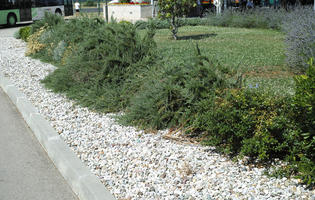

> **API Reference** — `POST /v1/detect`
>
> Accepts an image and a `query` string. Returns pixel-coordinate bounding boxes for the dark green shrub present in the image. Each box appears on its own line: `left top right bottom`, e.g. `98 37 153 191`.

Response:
84 0 96 6
135 18 209 30
19 26 31 42
191 88 296 160
294 58 315 131
290 59 315 185
134 20 148 29
122 46 240 129
135 19 171 30
29 17 106 63
149 19 170 29
186 68 315 186
179 18 209 26
40 18 157 112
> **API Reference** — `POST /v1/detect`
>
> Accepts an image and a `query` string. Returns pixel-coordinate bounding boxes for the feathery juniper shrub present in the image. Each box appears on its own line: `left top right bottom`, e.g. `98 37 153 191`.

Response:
28 17 103 63
41 18 157 112
283 6 315 72
122 45 240 129
31 12 64 34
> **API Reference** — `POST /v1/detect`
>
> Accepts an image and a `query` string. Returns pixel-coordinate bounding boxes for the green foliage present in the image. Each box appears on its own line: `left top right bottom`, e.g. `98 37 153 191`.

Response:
183 60 315 186
84 0 96 6
119 20 133 26
290 59 315 185
135 18 209 30
190 87 314 186
25 14 314 187
194 89 295 159
157 0 196 39
19 26 31 42
205 8 287 30
122 45 240 129
32 16 157 112
294 58 315 122
31 12 64 34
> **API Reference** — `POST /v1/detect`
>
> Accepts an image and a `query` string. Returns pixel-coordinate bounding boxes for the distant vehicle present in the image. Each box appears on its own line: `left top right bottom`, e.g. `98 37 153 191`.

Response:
0 0 73 26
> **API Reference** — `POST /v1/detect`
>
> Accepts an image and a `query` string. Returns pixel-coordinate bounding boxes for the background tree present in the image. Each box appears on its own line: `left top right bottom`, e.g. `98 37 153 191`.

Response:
158 0 196 40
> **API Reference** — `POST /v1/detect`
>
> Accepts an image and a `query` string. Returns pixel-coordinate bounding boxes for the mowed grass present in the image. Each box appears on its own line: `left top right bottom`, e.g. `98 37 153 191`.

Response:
151 26 294 96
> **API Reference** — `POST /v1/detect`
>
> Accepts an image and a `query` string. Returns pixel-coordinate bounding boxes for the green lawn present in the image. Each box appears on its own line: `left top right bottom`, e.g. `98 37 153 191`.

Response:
152 26 294 96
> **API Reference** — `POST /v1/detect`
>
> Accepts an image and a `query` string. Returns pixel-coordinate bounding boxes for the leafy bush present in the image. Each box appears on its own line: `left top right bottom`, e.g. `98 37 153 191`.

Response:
294 59 315 132
290 59 315 185
182 59 315 186
193 89 296 159
19 26 31 42
158 0 196 39
189 86 315 185
283 7 315 72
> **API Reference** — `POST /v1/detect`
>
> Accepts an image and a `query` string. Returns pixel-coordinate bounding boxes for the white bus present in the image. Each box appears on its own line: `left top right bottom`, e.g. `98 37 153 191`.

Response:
0 0 73 26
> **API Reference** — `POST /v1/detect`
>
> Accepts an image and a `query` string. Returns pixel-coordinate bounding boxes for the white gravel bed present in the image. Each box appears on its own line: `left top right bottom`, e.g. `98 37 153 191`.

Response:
1 37 314 200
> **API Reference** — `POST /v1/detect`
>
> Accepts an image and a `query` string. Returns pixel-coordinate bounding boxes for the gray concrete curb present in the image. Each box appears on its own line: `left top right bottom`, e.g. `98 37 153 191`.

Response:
0 71 116 200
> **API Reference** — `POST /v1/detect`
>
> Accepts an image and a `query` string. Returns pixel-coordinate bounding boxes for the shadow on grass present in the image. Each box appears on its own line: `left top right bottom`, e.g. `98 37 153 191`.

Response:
177 33 217 40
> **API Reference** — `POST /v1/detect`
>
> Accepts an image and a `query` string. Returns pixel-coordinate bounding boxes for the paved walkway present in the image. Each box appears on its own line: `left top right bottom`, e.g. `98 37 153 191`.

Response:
0 88 78 200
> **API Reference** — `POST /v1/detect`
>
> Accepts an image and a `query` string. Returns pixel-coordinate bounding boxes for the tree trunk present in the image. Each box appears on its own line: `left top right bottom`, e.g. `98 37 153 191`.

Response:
171 3 178 40
171 17 178 40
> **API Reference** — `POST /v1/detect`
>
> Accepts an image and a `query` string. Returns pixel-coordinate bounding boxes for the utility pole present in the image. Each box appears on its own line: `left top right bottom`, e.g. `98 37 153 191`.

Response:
98 0 101 15
151 0 154 18
104 0 108 22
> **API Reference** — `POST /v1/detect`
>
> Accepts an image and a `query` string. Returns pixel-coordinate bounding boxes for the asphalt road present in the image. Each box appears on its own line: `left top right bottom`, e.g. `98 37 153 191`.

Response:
0 26 24 37
0 27 78 200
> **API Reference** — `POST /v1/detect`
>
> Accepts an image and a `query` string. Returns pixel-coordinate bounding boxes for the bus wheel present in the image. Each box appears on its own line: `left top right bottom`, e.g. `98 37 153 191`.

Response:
55 9 62 16
7 14 17 27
